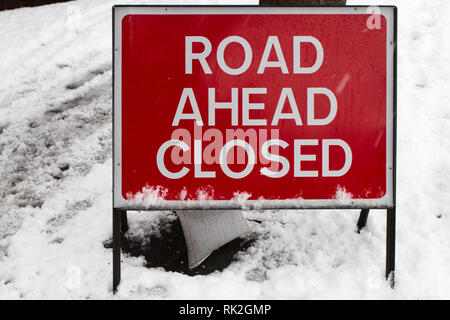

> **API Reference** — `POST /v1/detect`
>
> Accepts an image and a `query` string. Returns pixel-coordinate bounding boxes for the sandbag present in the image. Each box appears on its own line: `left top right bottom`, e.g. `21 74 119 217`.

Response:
176 210 251 268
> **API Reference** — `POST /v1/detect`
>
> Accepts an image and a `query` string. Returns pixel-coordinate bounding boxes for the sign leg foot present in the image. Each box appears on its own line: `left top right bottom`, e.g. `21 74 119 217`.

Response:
113 208 123 294
386 207 396 288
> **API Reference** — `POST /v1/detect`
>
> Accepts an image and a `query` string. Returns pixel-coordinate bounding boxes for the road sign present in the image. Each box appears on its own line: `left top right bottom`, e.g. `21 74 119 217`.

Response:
113 6 396 210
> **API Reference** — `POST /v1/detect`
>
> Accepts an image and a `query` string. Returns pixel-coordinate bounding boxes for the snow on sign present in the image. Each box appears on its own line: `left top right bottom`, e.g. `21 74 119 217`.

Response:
113 6 396 210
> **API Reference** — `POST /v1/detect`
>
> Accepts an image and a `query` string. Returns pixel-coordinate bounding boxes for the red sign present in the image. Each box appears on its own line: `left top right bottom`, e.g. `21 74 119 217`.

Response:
113 6 395 209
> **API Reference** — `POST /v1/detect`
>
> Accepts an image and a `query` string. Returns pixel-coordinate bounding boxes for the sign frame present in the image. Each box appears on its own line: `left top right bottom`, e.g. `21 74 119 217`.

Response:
113 5 396 211
112 5 397 293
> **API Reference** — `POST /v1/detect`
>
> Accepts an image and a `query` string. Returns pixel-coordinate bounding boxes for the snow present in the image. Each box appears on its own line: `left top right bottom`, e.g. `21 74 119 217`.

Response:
0 0 450 299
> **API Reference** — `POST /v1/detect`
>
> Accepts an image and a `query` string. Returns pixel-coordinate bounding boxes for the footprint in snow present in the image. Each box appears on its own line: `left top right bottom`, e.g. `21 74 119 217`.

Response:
65 64 111 90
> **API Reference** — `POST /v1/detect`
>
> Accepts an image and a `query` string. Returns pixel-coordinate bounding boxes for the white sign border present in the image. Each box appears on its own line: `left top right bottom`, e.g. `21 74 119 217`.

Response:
113 6 396 210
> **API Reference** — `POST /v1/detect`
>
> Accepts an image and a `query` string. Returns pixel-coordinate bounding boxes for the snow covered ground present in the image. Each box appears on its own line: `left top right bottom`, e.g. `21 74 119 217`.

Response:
0 0 449 299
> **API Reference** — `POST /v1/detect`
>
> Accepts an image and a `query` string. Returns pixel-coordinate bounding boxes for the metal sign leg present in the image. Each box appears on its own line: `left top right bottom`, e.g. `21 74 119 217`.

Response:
113 208 125 293
121 210 129 233
357 209 370 233
386 207 396 288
